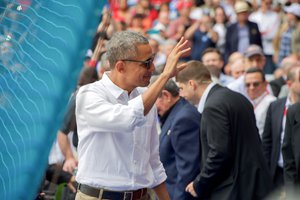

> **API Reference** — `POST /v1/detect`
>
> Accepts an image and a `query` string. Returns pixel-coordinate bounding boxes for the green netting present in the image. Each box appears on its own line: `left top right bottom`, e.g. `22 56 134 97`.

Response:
0 0 106 199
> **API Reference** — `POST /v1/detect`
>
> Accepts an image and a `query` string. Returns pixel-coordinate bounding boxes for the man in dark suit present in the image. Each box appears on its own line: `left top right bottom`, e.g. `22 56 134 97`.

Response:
177 60 272 200
282 102 300 198
225 1 262 62
262 65 300 190
154 78 201 200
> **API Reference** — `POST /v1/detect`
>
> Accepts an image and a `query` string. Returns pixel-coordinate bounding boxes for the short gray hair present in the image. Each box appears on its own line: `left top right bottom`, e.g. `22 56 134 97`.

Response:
106 31 149 68
151 76 179 97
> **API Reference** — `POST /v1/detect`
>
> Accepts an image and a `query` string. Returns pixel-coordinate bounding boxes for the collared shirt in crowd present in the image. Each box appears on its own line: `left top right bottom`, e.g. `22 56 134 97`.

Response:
252 91 276 137
75 72 167 191
278 28 293 63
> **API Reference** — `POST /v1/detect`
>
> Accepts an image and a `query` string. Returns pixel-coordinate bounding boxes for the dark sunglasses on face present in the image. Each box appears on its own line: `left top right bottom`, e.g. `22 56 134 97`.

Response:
122 56 155 69
245 81 262 88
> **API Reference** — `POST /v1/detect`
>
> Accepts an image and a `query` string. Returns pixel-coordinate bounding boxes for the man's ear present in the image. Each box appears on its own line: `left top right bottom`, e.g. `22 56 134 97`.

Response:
188 80 197 90
161 90 170 98
115 61 126 73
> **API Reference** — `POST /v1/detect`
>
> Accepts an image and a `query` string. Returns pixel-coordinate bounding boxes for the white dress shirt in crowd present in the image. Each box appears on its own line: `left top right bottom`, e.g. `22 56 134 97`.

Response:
278 97 292 168
198 82 217 114
75 72 166 191
252 91 276 137
227 75 274 100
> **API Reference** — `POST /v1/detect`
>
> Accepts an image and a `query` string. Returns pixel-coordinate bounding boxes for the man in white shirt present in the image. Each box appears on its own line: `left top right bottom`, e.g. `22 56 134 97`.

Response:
244 67 276 137
75 31 190 200
227 44 269 99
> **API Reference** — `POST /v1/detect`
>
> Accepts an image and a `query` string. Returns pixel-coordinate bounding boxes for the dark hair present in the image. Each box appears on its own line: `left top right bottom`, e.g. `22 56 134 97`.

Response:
201 48 223 61
78 66 98 86
150 76 179 97
245 67 265 82
164 79 180 97
214 6 229 24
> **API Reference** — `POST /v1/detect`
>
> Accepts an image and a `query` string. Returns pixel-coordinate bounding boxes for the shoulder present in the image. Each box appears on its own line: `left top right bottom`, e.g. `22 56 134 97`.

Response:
174 98 200 119
270 97 286 107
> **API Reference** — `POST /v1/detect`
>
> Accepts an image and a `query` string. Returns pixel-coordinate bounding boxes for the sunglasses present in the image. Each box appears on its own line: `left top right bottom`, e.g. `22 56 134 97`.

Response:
122 56 155 69
245 81 262 88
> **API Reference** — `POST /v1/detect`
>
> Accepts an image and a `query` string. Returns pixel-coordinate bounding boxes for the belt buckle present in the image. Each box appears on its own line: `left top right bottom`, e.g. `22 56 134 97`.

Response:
124 191 133 200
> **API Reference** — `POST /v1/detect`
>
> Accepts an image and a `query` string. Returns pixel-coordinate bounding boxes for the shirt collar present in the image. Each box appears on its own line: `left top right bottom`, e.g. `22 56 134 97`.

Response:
198 82 217 113
252 91 268 106
101 72 139 99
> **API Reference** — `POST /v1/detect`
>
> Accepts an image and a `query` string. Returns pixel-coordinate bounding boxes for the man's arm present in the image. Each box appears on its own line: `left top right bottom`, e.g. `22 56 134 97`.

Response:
153 182 170 200
282 108 297 186
192 106 233 198
172 111 201 199
57 131 77 173
142 37 190 115
261 103 273 168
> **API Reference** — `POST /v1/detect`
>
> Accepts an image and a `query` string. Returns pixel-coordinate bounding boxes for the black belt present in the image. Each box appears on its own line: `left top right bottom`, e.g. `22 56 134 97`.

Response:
78 183 147 200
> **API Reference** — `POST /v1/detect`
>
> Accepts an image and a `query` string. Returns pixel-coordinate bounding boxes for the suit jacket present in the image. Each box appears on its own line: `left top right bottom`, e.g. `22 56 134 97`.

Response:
225 21 262 62
282 102 300 189
262 97 286 182
159 97 201 200
193 85 272 200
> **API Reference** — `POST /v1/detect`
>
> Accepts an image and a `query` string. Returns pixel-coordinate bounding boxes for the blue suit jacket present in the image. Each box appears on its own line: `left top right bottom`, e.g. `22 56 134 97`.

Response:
159 97 201 200
225 21 262 62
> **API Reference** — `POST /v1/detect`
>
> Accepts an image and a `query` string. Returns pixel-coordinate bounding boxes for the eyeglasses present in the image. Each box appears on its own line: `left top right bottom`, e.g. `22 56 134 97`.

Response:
122 56 155 70
245 81 262 88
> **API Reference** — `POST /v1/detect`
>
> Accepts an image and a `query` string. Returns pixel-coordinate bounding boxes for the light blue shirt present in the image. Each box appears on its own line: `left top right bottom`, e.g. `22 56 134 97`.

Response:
238 25 250 53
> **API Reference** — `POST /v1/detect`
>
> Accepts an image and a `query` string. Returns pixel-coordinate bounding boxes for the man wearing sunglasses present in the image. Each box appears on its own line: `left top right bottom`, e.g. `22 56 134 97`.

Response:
75 31 190 200
244 67 276 137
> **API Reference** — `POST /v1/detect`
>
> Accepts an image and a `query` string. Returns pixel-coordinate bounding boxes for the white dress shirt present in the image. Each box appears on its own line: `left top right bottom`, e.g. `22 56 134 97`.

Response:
252 92 276 137
75 72 166 190
198 82 217 114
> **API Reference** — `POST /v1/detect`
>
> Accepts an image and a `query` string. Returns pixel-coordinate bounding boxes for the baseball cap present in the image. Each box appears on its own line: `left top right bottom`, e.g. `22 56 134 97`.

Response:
234 1 250 13
284 3 300 18
244 45 264 58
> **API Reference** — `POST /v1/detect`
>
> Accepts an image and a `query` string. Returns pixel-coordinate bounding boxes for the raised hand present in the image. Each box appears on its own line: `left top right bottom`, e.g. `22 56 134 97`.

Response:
162 37 190 78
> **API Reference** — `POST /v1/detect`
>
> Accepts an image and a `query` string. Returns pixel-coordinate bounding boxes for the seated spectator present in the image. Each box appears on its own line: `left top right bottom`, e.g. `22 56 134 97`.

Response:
230 58 246 79
201 48 234 86
167 0 192 41
185 15 218 60
213 6 228 56
227 45 270 99
269 54 299 97
274 3 300 64
225 1 262 62
224 51 244 75
244 67 276 137
249 0 280 74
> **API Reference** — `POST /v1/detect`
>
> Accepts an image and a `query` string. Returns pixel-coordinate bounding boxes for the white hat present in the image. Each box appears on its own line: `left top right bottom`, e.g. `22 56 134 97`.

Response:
284 3 300 18
234 1 250 13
